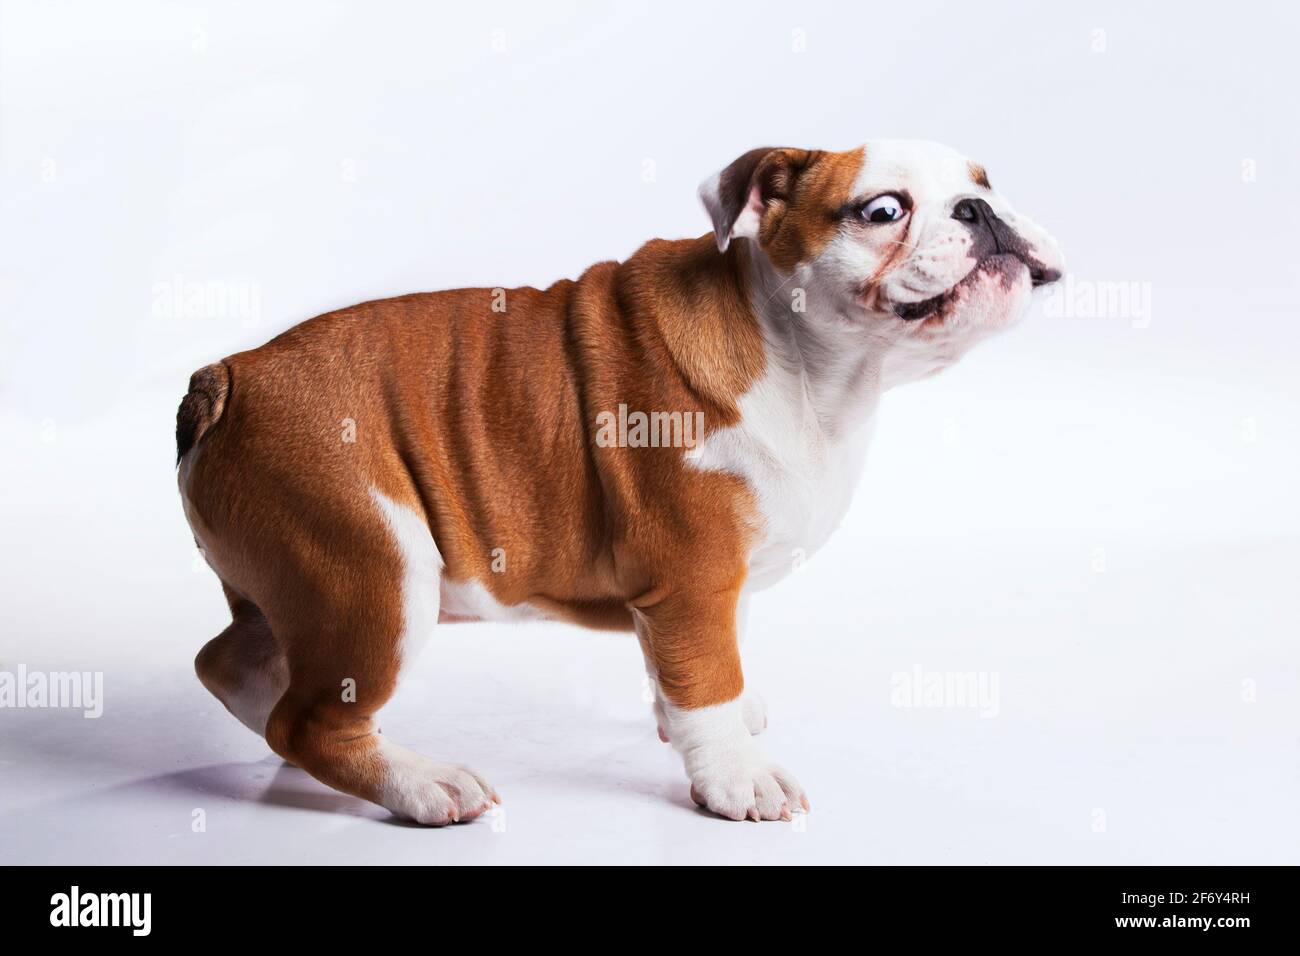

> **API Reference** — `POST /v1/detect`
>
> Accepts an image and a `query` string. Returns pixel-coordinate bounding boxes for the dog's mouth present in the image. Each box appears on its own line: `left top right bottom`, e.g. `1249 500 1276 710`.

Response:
891 253 1058 321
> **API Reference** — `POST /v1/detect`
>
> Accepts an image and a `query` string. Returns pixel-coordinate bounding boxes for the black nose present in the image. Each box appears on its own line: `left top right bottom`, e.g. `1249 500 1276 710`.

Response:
951 198 984 223
953 197 1060 286
951 197 1004 254
1029 267 1062 287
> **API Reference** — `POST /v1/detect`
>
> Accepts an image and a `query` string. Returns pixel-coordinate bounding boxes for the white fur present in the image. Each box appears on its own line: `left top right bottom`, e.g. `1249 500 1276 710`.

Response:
659 698 805 821
376 738 497 825
369 489 443 668
369 493 545 626
439 577 547 623
734 595 766 733
368 489 499 824
688 323 878 591
219 663 286 737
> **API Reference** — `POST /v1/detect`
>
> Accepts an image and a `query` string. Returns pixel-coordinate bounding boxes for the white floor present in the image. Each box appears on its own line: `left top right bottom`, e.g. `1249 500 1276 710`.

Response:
2 292 1297 865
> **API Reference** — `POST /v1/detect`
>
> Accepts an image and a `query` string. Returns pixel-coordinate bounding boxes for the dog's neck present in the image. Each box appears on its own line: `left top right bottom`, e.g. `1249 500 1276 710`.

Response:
738 239 994 441
627 234 966 445
740 243 890 441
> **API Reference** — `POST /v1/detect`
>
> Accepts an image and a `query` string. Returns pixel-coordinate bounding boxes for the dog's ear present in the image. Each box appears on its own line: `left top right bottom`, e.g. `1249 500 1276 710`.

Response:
698 147 815 252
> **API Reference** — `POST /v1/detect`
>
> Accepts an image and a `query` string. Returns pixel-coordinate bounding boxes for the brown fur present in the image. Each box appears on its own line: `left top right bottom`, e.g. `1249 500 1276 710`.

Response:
758 149 864 271
706 147 865 271
180 148 869 813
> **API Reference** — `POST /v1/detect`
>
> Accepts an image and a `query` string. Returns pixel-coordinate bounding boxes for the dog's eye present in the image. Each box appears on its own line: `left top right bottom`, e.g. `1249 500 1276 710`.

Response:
860 194 907 224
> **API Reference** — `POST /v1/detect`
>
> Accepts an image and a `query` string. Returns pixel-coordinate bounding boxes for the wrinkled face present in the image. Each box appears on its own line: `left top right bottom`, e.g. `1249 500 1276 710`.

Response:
821 140 1063 337
702 140 1064 349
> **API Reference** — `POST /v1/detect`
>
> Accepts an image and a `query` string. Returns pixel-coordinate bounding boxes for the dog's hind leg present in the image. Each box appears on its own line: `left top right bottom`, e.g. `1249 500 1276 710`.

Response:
195 587 288 737
261 489 498 825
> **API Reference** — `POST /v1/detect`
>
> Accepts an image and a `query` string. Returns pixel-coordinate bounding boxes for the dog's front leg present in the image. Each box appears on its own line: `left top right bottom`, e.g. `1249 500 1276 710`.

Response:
638 592 766 740
635 587 807 821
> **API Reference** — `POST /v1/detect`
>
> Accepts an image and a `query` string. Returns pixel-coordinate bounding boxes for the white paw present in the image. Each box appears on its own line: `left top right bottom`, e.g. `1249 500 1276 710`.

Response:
377 741 499 826
688 749 806 821
663 699 808 822
741 690 767 735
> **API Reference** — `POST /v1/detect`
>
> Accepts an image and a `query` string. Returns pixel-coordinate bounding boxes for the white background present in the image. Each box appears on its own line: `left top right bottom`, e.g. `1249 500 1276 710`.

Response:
1 0 1297 864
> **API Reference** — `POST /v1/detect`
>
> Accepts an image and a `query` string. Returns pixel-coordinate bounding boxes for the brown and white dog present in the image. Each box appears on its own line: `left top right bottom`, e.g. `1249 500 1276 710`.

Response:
177 140 1062 824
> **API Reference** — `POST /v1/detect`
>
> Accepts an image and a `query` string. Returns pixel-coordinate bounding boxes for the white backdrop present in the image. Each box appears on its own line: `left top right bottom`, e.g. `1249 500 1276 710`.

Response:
1 0 1297 864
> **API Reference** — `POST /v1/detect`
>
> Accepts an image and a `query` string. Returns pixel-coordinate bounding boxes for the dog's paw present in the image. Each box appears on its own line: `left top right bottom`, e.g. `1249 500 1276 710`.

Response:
378 743 500 826
663 699 809 821
688 755 807 822
741 690 767 735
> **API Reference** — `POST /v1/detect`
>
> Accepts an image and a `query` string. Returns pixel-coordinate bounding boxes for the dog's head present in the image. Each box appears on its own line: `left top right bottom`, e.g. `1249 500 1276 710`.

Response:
700 141 1063 346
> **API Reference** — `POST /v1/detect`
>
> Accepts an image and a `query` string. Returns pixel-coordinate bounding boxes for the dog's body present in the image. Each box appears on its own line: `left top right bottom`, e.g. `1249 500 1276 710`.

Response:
179 141 1062 823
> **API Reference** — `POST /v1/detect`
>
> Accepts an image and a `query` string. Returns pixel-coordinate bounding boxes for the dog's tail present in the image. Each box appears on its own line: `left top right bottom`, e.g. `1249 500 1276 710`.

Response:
175 362 230 464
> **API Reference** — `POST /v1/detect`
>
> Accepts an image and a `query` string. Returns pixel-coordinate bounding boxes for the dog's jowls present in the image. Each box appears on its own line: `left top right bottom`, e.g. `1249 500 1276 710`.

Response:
178 140 1063 823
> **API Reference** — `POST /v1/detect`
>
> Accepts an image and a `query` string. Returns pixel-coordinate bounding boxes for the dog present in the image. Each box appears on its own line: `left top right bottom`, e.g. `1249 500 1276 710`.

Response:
177 140 1063 824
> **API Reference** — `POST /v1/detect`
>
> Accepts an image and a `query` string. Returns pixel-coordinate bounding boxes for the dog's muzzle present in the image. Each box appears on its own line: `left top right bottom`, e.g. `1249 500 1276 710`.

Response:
893 199 1063 322
951 198 1061 288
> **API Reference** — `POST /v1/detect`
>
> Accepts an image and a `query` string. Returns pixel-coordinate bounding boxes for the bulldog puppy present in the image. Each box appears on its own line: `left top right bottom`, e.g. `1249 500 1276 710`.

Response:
178 140 1062 824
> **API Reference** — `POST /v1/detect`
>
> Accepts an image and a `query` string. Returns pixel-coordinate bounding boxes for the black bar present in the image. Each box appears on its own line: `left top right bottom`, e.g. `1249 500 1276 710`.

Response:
2 866 1292 941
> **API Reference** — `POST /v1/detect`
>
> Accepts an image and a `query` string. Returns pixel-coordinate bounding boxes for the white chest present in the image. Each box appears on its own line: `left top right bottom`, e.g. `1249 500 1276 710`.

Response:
690 376 875 591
